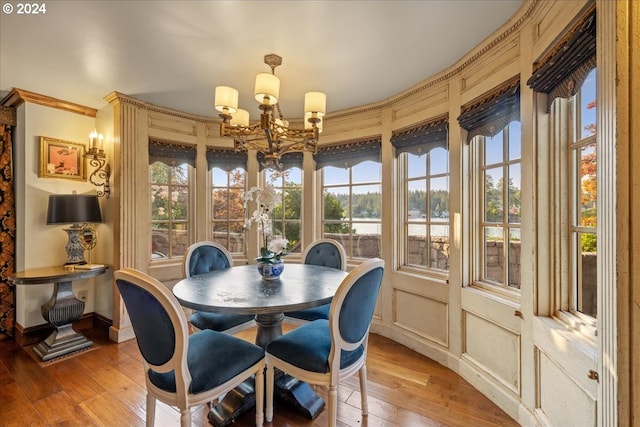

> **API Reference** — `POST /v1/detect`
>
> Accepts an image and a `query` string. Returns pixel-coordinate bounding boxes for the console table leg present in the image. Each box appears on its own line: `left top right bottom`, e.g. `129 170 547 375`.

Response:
34 280 92 361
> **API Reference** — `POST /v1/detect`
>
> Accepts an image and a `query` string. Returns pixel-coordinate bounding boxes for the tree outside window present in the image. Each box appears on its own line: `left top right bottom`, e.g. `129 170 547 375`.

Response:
211 167 246 253
150 162 190 259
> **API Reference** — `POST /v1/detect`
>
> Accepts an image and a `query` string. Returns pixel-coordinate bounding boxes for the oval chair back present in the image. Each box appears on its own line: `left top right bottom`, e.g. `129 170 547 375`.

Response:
302 238 347 271
184 241 233 278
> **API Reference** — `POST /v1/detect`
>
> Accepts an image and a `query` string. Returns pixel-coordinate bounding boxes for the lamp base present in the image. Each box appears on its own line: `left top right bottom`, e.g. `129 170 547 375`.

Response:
63 226 86 265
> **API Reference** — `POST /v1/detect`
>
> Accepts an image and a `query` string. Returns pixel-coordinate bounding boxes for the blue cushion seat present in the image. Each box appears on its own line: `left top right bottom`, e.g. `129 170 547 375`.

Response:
266 319 363 373
190 311 254 332
148 329 264 394
284 304 330 322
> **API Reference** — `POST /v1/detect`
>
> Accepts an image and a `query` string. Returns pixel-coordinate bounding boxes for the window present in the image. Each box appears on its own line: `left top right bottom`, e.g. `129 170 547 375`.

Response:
264 167 302 253
150 162 191 259
322 161 382 259
526 8 597 323
211 167 246 254
568 68 597 318
403 148 450 271
472 122 522 290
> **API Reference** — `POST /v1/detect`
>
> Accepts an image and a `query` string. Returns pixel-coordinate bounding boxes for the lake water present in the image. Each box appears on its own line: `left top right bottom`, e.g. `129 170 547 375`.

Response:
348 218 450 237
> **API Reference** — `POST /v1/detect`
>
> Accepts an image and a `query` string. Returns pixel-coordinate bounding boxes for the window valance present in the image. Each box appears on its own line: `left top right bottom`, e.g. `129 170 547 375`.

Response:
526 7 596 111
206 147 247 171
391 115 448 157
457 76 520 143
148 139 196 167
313 137 381 170
258 152 303 171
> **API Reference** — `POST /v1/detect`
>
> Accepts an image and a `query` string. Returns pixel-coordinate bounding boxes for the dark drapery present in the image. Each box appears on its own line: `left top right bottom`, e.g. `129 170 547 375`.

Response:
313 136 381 170
206 147 247 171
391 115 448 157
457 76 521 143
148 138 197 167
0 107 16 340
526 7 596 111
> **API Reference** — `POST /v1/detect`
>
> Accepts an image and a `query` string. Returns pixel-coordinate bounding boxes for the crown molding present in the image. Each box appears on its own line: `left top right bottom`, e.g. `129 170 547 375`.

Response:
0 88 97 118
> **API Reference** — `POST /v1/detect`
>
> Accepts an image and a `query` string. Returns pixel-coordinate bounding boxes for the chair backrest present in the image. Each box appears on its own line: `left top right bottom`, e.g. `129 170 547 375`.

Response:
183 241 234 278
114 268 191 389
328 258 384 373
302 239 347 271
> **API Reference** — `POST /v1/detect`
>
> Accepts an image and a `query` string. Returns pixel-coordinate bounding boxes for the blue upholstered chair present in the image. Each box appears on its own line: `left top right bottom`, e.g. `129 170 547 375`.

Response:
184 241 255 334
284 239 347 324
265 258 384 427
114 268 265 427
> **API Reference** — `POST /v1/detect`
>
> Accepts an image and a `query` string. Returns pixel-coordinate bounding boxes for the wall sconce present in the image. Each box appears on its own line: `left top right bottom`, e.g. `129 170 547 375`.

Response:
85 130 111 198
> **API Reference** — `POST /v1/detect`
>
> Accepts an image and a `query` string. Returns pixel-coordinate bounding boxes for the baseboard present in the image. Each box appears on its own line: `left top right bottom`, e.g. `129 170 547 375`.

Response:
13 313 111 346
93 312 113 336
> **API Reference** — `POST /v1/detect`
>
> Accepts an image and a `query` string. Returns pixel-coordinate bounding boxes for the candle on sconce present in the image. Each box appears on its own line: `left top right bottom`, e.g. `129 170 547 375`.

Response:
89 130 104 152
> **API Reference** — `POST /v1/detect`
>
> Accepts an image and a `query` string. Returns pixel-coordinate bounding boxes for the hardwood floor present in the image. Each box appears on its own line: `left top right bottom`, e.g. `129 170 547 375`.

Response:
0 326 519 427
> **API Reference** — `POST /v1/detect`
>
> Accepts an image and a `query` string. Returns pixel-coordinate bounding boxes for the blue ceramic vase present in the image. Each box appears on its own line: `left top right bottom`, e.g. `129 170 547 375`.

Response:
257 260 284 280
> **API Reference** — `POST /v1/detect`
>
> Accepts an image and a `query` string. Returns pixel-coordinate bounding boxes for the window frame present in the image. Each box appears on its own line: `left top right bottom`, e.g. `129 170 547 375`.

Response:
209 166 247 255
263 167 304 254
398 148 451 277
549 68 598 338
149 161 194 261
470 122 522 298
320 160 382 260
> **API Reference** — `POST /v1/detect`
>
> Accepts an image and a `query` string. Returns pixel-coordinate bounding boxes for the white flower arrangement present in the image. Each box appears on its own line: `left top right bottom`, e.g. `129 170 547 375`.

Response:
244 185 289 264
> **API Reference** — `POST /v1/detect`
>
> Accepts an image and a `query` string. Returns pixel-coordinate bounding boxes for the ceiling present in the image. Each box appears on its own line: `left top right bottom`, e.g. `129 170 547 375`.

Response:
0 1 524 120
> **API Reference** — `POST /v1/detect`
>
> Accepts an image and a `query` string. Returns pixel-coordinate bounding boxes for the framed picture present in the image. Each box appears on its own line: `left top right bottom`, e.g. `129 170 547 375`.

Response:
39 136 86 180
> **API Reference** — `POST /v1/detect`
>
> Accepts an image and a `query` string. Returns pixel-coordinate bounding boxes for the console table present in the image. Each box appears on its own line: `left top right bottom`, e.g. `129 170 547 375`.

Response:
9 265 107 361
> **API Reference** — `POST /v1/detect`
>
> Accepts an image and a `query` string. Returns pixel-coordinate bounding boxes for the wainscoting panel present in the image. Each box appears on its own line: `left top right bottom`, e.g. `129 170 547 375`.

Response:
462 310 521 394
536 348 596 427
393 289 448 346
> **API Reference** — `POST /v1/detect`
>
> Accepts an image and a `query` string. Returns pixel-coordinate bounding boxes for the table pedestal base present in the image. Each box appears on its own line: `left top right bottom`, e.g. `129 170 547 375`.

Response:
34 280 92 361
207 313 325 426
34 324 93 361
208 379 256 427
274 373 325 419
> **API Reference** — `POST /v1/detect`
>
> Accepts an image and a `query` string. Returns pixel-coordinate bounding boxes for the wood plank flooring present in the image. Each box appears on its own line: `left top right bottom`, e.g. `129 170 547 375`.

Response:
0 326 519 426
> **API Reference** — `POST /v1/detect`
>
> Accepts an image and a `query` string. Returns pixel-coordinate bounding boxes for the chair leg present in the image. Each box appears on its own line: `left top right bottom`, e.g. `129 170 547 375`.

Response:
359 365 369 416
328 384 338 427
146 393 156 427
265 363 274 423
255 365 265 426
180 408 191 427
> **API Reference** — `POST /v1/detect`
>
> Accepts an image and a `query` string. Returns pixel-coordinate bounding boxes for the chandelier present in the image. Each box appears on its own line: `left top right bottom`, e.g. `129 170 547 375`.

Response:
214 54 326 169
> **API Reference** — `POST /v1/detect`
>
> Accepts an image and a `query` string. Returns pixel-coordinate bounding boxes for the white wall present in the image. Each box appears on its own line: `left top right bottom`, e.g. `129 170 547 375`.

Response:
13 102 113 327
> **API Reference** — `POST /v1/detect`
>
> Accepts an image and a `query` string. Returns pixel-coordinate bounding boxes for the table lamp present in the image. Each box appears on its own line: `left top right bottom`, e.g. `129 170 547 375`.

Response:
46 193 102 265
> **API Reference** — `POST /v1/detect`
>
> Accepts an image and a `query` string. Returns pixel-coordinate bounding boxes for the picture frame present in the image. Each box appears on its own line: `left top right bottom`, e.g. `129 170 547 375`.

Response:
39 136 86 181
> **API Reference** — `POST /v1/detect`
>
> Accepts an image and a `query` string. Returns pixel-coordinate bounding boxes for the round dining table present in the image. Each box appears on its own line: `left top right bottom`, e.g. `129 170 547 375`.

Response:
172 263 349 426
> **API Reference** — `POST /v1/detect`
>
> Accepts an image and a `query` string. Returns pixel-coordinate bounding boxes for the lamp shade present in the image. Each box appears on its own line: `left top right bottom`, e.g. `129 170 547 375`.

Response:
214 86 239 113
304 92 326 116
254 72 279 104
230 108 250 126
47 194 102 225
